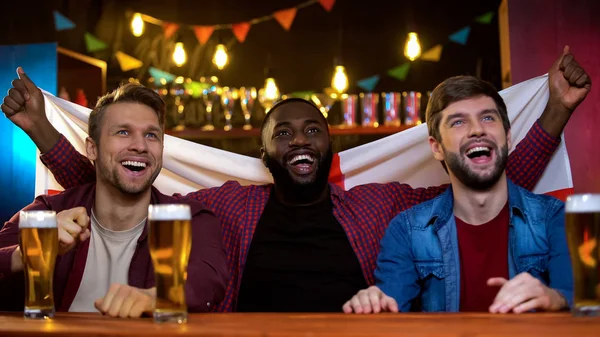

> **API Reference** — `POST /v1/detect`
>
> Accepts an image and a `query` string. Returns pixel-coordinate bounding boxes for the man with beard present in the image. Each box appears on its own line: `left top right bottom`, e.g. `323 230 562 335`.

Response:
0 76 228 317
342 75 574 314
1 47 591 312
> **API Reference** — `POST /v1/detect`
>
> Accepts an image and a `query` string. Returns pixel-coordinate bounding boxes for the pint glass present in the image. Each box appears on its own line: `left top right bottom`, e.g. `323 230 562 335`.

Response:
19 210 58 319
566 194 600 316
148 204 192 323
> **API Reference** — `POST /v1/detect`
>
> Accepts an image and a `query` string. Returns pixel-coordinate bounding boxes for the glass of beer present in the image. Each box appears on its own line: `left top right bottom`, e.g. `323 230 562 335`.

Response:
566 194 600 316
19 210 59 319
148 204 192 323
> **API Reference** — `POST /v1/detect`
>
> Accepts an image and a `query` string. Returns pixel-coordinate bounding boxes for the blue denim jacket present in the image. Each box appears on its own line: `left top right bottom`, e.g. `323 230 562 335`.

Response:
375 179 573 312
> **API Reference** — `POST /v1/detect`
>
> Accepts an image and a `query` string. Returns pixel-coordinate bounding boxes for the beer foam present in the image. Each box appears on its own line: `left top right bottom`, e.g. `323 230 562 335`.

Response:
566 194 600 213
148 204 191 220
18 211 57 228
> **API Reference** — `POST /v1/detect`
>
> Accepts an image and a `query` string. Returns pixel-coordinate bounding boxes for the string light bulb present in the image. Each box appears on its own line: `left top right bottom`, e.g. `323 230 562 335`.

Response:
172 42 187 67
212 44 229 70
404 32 421 61
131 13 144 37
259 77 280 113
331 65 349 94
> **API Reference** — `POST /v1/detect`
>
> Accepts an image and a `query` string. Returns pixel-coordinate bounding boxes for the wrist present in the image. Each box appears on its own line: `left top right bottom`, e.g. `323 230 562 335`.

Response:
28 119 61 154
548 288 568 311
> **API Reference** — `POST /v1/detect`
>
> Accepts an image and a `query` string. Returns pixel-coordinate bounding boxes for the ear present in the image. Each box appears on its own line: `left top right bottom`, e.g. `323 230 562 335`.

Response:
85 137 98 161
260 147 268 168
429 136 445 162
506 129 512 150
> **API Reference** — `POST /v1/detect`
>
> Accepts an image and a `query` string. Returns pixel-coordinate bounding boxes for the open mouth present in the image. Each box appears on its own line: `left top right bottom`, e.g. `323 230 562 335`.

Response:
287 154 316 175
465 146 493 164
121 160 148 174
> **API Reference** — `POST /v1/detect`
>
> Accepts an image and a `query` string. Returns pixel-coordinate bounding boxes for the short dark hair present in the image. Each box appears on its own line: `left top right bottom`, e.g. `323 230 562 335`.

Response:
260 98 327 146
88 83 166 144
425 76 510 142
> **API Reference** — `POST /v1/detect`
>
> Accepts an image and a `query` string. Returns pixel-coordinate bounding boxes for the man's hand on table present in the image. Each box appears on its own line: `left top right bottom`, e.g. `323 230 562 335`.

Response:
95 284 156 318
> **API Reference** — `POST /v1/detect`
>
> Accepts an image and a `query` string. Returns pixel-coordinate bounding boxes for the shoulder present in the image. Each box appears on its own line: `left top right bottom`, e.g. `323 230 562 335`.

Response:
511 183 564 215
42 182 96 210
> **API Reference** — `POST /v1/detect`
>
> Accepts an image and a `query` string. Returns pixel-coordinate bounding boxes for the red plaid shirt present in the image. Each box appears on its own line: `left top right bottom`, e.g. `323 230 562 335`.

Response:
40 121 559 312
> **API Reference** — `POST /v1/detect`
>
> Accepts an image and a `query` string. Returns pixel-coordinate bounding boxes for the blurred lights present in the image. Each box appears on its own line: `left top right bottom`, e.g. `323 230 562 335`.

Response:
331 65 349 94
131 13 144 37
213 44 229 70
173 42 187 67
404 32 421 61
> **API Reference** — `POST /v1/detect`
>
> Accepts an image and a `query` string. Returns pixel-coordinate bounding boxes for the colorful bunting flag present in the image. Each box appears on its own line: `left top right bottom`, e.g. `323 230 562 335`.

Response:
53 11 75 31
184 81 211 98
232 22 251 43
387 63 411 81
84 33 108 53
449 26 471 45
115 51 143 72
149 67 176 83
288 90 315 100
162 22 180 40
357 75 380 92
420 44 443 62
274 8 297 31
193 26 215 45
319 0 336 12
475 11 495 24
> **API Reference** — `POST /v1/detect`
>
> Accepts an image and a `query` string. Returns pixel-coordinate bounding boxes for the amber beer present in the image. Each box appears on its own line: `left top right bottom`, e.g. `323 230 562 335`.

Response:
566 194 600 316
148 204 192 323
19 210 58 319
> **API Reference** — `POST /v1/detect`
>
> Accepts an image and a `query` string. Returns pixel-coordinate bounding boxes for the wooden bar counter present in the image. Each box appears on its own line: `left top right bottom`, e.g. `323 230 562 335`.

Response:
0 312 598 337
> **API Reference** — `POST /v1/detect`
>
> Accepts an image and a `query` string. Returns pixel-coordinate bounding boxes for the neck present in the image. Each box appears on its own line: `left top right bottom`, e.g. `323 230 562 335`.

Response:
273 183 329 206
94 180 151 231
451 173 508 225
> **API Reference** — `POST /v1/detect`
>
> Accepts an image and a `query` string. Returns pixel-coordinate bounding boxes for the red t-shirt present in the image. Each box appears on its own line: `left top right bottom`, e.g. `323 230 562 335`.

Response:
456 203 510 312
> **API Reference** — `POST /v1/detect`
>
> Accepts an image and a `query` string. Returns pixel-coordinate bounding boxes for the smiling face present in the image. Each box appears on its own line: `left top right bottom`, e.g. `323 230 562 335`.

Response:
429 95 511 191
86 102 163 195
261 100 333 202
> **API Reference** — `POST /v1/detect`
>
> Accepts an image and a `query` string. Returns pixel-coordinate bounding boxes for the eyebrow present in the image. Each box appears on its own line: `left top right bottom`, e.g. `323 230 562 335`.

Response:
273 119 323 129
445 109 499 123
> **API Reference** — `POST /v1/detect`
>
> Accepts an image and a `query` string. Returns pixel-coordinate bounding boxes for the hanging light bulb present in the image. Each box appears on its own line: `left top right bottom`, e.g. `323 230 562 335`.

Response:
264 77 279 101
131 13 144 37
172 42 187 67
331 65 349 94
212 44 229 70
259 77 280 113
404 32 421 61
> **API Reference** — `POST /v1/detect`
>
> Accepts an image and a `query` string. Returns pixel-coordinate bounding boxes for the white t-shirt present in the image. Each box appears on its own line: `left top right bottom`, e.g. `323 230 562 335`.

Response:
69 210 146 312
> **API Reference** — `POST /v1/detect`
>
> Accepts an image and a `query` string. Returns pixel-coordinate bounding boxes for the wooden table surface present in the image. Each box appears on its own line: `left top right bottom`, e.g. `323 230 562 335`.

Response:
0 312 599 337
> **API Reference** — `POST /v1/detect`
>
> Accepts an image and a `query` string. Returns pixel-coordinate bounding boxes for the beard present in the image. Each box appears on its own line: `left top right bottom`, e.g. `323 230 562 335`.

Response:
97 155 161 196
444 142 508 191
265 147 334 204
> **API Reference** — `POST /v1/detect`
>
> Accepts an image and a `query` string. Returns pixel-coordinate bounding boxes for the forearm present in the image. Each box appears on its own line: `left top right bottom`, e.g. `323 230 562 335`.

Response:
0 245 21 275
27 119 61 154
538 105 571 139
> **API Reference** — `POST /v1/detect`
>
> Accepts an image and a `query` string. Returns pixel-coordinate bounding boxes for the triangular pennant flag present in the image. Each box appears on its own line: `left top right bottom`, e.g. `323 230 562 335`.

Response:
421 44 443 62
193 26 215 45
232 22 251 43
357 75 380 92
115 51 143 72
162 22 180 40
273 8 297 31
475 11 495 24
84 33 108 52
449 26 471 45
289 90 315 99
319 0 336 12
149 67 176 83
387 63 411 81
184 81 211 98
53 11 75 31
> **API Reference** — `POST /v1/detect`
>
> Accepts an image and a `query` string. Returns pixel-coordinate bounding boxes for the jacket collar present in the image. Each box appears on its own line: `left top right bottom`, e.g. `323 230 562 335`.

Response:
428 178 527 231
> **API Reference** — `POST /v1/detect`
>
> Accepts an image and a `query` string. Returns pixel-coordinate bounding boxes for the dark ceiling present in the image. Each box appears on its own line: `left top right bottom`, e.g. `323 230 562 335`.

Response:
1 0 503 94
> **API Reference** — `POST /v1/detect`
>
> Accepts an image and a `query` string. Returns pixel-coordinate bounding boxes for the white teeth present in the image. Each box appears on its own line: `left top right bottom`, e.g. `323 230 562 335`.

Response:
121 160 147 168
466 146 490 155
288 154 315 165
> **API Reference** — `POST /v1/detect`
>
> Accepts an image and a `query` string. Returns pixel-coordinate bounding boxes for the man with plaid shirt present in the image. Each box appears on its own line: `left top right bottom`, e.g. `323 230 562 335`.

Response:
1 50 590 312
